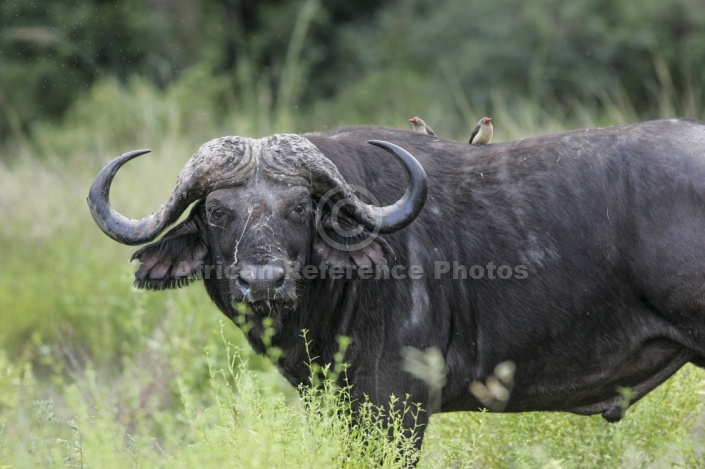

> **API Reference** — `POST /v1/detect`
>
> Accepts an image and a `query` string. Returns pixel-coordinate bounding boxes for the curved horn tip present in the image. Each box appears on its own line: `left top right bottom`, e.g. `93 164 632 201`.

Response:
118 149 152 161
87 148 161 246
364 139 428 234
367 140 400 152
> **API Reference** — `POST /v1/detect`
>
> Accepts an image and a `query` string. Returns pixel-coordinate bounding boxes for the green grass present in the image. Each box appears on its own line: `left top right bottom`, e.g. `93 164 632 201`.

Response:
1 77 704 468
0 325 422 468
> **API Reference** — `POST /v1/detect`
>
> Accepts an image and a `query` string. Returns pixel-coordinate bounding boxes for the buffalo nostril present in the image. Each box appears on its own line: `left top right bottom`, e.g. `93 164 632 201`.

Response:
235 275 250 290
269 266 285 287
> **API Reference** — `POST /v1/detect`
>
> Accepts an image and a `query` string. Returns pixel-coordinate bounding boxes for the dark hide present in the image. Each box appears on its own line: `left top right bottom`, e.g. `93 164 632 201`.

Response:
126 118 705 447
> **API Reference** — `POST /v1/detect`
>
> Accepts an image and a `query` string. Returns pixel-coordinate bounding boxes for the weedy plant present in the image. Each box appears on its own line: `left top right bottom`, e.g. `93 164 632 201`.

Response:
0 321 423 468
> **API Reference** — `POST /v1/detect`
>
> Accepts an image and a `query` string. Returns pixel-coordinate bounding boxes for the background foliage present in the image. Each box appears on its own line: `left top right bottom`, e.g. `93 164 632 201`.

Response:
2 0 705 151
1 0 705 467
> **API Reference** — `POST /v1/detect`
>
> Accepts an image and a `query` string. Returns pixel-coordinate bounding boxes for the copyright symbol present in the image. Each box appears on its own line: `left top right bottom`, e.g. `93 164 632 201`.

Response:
316 184 381 252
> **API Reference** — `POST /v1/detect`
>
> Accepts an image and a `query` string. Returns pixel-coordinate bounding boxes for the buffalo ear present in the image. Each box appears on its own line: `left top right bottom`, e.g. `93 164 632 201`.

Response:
312 210 395 273
131 217 209 290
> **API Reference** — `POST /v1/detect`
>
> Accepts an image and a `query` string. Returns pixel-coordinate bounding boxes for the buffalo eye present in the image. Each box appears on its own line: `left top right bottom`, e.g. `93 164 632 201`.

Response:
289 202 308 221
210 208 226 221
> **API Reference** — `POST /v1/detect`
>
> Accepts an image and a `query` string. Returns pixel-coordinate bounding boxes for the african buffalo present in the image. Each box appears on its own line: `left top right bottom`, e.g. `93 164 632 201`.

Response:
88 118 705 448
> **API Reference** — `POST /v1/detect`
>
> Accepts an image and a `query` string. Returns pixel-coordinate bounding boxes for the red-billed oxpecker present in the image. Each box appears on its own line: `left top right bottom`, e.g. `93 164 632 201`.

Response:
469 117 493 144
409 116 435 136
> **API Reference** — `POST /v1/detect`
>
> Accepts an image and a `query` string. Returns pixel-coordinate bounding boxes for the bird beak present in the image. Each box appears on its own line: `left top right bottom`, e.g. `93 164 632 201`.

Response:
409 119 415 123
487 118 492 123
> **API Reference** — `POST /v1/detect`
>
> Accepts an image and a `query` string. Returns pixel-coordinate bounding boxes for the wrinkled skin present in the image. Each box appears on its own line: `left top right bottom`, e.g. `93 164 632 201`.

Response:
204 182 311 316
90 119 705 452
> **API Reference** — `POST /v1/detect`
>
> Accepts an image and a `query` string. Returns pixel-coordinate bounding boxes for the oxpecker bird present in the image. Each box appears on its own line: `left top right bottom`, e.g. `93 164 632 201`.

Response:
469 117 493 144
409 117 435 136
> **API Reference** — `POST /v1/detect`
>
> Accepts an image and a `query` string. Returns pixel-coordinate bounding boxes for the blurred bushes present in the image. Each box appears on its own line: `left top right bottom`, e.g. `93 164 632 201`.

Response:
0 1 186 143
2 0 705 158
0 0 385 153
343 0 705 126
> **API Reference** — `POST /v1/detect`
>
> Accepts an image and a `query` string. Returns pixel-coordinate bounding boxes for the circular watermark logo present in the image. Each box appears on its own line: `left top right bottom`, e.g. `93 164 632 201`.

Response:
315 183 381 252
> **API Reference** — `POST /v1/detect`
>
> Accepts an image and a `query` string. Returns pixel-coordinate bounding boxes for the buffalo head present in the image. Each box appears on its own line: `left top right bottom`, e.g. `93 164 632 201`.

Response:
87 134 427 321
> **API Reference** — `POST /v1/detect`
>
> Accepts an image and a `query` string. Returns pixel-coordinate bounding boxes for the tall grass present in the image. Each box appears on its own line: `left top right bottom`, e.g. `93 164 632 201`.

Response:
0 323 421 468
1 72 704 467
